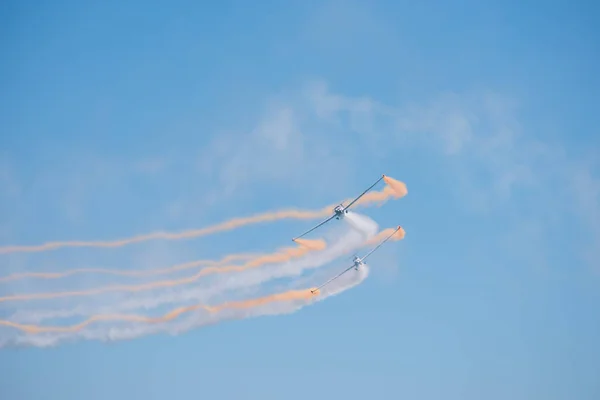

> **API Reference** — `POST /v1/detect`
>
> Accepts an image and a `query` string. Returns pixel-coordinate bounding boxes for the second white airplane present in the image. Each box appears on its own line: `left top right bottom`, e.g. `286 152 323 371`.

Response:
311 225 402 294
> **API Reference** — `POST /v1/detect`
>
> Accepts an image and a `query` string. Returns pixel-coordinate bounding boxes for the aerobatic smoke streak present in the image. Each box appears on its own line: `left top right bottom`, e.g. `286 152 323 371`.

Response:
0 169 407 349
9 215 380 324
0 208 331 255
1 263 370 347
0 289 320 334
0 239 328 284
0 175 406 255
0 253 260 283
355 175 407 206
366 226 406 245
0 239 326 303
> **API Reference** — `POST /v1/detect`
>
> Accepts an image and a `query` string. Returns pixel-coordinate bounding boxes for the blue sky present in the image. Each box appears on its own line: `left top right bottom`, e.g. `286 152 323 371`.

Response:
1 0 599 399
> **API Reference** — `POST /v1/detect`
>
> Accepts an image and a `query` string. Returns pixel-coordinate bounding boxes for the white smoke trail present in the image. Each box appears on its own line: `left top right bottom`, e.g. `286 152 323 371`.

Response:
4 265 371 348
0 212 378 348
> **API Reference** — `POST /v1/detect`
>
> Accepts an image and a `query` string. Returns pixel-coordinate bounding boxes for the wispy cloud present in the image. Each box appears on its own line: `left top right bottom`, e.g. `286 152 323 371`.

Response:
241 79 599 272
197 104 306 197
195 95 356 206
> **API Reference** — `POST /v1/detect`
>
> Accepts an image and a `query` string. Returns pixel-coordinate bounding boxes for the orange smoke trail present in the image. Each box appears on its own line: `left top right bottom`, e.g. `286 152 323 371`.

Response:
0 175 406 255
0 239 326 303
366 226 406 246
0 208 332 255
354 175 408 206
0 253 260 283
0 288 319 334
0 241 324 284
383 175 408 198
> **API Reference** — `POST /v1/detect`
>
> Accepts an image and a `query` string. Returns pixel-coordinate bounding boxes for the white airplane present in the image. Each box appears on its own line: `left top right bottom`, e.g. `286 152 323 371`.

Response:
292 174 386 242
311 225 402 294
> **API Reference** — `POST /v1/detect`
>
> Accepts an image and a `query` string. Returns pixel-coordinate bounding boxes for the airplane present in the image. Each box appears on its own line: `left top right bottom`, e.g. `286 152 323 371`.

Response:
292 174 386 242
311 225 402 294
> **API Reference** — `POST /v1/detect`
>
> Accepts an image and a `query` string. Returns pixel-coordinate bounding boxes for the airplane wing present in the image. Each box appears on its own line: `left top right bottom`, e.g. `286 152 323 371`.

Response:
311 264 356 293
292 214 336 241
361 226 401 262
343 174 385 211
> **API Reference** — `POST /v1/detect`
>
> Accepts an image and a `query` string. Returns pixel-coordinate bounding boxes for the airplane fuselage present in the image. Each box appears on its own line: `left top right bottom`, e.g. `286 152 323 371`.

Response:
333 204 348 220
352 256 364 270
